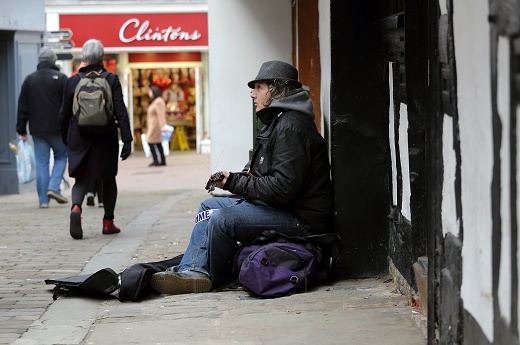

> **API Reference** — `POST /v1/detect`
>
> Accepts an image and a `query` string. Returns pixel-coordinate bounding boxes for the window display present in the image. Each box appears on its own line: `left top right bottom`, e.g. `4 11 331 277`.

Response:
132 67 197 150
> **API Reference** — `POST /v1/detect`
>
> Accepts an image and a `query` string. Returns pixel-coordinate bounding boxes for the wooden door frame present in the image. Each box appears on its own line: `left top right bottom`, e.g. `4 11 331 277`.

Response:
292 0 322 133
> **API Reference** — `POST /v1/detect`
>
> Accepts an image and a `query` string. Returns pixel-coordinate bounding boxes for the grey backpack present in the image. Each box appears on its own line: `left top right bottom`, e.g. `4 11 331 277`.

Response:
72 71 114 133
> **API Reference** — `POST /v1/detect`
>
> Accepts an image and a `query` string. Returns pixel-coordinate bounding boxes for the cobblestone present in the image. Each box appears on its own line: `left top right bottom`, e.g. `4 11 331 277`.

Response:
1 152 426 345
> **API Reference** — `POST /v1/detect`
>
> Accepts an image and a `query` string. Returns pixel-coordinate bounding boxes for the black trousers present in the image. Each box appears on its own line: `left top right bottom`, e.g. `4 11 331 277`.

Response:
72 176 117 220
150 143 166 165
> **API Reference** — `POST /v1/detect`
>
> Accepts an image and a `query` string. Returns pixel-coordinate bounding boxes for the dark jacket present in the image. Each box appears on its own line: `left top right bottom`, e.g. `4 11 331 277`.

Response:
60 64 133 178
17 61 67 137
224 88 334 234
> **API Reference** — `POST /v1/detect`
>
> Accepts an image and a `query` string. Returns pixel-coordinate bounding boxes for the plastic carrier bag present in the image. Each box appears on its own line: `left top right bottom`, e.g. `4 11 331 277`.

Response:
160 124 174 141
16 140 36 184
141 133 170 158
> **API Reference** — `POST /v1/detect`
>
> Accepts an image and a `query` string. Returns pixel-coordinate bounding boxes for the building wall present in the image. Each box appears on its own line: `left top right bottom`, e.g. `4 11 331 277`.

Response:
318 0 331 149
0 0 45 31
329 1 394 278
451 0 520 343
0 0 45 195
452 0 495 341
207 0 293 172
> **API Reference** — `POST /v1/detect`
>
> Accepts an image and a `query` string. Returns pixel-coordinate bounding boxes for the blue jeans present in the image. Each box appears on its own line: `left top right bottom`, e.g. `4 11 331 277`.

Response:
33 135 68 205
178 197 309 288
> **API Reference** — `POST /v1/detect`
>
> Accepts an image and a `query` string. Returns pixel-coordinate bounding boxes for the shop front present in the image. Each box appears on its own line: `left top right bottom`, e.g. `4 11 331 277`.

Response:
46 8 209 153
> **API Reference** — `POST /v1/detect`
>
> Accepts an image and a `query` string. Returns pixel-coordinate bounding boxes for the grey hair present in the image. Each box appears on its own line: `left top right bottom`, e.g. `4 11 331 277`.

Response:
82 39 104 64
265 79 299 107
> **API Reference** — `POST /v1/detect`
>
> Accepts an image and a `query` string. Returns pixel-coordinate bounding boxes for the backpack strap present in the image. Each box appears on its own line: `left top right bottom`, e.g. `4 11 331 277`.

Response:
253 230 343 267
82 70 110 79
251 230 323 262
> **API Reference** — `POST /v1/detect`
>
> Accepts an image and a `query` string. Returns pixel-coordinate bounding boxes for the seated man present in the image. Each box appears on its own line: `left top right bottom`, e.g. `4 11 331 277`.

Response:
150 60 334 294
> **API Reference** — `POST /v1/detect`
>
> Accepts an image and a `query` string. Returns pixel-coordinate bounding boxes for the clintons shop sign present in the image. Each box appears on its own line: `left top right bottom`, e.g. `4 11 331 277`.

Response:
59 13 208 49
119 18 201 43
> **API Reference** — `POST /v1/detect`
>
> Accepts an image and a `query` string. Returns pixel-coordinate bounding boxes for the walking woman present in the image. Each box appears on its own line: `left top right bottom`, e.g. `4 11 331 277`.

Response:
60 39 133 240
146 85 167 167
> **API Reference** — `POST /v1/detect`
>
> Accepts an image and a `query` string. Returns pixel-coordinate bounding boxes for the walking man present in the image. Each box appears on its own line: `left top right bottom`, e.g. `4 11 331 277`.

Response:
17 48 69 208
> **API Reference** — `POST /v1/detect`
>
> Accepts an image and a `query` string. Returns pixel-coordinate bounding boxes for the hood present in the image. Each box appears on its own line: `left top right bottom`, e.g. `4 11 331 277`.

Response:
269 88 315 120
37 61 59 71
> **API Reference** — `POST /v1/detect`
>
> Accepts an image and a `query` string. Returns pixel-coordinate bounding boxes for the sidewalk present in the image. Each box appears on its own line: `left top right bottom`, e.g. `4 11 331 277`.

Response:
0 151 426 345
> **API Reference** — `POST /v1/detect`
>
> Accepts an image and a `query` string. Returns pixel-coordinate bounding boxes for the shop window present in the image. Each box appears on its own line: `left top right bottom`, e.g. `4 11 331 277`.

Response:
132 67 197 150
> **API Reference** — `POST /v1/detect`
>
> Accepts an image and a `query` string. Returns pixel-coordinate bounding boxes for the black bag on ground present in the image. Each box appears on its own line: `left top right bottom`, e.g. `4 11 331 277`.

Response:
119 254 183 301
45 268 119 300
45 254 183 302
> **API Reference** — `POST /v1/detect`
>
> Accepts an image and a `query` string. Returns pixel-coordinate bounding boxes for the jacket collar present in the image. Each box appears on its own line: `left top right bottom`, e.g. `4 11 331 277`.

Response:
37 61 59 71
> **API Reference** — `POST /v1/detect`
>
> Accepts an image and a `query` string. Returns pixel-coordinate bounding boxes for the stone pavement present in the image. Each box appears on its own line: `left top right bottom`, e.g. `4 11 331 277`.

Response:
0 151 427 345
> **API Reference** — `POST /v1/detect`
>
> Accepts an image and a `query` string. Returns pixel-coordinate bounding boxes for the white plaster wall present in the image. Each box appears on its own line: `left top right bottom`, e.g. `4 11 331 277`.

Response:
399 103 411 220
387 64 411 218
497 36 512 326
207 0 292 172
438 0 448 15
442 114 459 237
454 0 494 341
318 0 331 145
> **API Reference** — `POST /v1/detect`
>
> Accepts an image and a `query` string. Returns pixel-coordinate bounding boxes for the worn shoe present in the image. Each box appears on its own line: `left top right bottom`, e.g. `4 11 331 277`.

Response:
150 270 212 295
165 265 179 273
102 219 121 235
86 193 95 206
149 162 160 167
39 203 49 209
47 190 69 204
70 205 82 240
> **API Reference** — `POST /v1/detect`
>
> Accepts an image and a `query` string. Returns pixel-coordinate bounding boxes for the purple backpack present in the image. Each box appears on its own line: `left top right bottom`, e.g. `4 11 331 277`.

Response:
235 231 342 298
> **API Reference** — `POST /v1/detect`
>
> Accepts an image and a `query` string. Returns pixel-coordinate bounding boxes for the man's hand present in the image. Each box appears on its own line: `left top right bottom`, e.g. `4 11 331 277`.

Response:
205 170 230 192
20 134 28 142
120 142 132 160
215 170 230 189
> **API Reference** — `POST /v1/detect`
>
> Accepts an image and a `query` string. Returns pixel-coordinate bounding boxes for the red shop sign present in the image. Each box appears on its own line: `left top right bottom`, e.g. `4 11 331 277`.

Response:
59 13 208 49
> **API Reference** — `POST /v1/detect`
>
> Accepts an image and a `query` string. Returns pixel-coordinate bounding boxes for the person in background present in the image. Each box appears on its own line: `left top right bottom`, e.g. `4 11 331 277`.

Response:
60 39 133 240
16 47 69 208
149 60 334 295
146 85 167 167
86 178 103 208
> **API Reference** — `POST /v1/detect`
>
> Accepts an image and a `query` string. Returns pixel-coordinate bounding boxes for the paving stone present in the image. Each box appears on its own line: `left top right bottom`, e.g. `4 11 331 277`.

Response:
1 152 426 344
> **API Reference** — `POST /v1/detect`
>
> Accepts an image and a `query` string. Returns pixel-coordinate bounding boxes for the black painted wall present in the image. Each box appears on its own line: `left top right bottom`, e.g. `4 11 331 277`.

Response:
330 0 428 286
330 0 391 278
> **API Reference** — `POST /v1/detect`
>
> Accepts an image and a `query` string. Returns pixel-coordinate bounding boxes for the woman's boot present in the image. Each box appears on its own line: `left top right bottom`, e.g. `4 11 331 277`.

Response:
70 205 83 240
102 219 121 235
